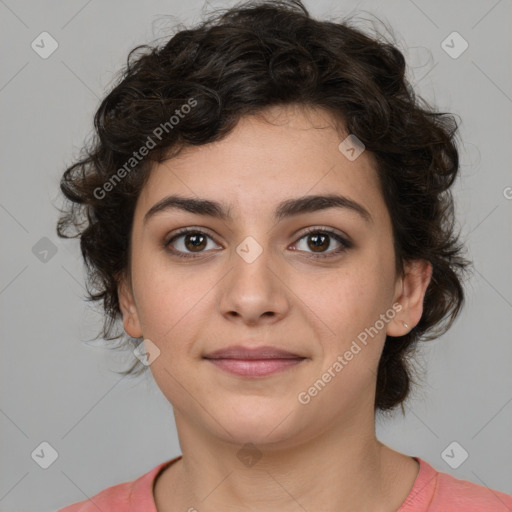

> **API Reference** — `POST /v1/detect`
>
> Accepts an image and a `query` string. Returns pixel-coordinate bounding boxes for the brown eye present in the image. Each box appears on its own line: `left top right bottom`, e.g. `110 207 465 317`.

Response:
165 229 221 257
294 229 350 258
183 233 207 252
306 233 330 252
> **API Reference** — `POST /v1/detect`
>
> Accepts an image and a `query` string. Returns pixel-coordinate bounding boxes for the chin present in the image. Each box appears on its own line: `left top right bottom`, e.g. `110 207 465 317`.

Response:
211 399 309 447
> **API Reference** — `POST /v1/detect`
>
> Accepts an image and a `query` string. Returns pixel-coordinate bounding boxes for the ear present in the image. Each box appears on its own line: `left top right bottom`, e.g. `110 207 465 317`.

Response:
387 259 432 337
117 275 143 338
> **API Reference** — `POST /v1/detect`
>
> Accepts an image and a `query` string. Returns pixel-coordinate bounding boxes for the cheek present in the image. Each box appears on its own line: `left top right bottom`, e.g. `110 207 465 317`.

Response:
310 264 392 316
297 258 396 351
130 253 216 347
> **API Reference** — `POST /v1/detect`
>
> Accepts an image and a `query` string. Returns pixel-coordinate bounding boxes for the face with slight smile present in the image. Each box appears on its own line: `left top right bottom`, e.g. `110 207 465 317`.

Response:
118 104 429 449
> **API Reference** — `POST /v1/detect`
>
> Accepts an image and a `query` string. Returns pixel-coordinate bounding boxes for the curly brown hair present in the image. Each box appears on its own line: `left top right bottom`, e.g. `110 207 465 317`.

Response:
56 0 469 412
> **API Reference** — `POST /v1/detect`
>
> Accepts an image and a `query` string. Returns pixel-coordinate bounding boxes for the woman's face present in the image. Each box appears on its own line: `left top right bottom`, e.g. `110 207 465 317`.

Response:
119 104 428 448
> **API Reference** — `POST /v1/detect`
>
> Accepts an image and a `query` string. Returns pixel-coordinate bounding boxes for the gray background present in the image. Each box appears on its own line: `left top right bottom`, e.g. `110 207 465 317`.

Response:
1 0 511 510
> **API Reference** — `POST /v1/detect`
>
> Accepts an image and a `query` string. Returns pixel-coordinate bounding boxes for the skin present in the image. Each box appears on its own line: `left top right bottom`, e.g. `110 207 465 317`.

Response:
118 104 432 512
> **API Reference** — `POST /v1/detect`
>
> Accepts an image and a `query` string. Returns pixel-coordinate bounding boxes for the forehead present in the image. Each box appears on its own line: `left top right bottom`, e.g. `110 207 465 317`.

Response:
134 105 387 225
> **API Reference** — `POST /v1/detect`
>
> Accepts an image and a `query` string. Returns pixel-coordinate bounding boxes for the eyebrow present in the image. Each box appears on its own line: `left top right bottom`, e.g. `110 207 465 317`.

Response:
143 193 372 225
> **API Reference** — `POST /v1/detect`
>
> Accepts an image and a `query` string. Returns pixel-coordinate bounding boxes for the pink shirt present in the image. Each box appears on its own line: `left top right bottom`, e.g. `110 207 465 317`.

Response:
58 455 512 511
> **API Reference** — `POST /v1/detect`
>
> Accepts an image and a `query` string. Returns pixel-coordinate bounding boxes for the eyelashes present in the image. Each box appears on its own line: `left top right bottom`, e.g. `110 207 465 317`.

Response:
293 226 351 258
164 228 220 258
163 226 352 260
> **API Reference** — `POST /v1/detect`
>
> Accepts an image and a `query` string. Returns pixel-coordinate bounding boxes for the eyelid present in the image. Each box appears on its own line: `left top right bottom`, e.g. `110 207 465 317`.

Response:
164 225 218 239
164 226 223 253
164 225 352 258
291 226 352 257
294 225 351 244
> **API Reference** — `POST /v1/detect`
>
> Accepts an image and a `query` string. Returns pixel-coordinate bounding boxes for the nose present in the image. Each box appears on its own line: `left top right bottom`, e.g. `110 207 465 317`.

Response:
218 240 290 326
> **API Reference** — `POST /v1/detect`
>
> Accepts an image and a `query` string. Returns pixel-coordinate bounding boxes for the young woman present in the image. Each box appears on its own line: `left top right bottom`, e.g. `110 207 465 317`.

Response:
56 1 512 510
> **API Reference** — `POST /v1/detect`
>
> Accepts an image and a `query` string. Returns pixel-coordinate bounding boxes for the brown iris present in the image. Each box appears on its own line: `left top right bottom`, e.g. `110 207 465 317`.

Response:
184 233 207 252
307 233 329 252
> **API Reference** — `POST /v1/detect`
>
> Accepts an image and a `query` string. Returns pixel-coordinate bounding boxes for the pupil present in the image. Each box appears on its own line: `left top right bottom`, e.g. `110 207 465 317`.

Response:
309 233 328 252
186 233 206 251
183 233 330 253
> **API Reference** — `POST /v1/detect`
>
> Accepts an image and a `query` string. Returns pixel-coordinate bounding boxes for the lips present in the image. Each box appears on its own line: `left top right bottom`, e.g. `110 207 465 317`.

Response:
203 345 304 360
203 345 306 377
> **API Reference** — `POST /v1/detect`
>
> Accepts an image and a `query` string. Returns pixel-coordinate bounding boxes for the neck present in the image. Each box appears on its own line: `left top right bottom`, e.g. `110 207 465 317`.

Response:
154 410 419 512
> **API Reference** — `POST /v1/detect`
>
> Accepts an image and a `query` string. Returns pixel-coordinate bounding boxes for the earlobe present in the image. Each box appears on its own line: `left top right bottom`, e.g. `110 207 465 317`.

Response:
387 260 433 337
117 277 143 338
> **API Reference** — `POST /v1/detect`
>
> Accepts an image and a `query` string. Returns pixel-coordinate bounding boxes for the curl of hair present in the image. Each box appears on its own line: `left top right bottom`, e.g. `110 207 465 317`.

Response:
56 0 470 412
